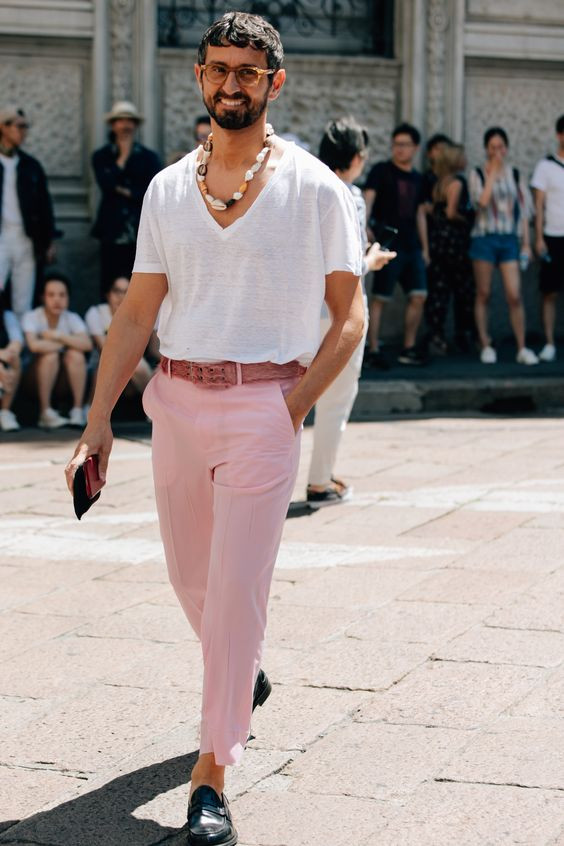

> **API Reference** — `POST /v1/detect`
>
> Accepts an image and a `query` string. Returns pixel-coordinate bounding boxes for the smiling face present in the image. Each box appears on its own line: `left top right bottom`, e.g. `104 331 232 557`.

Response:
195 44 284 131
42 280 69 317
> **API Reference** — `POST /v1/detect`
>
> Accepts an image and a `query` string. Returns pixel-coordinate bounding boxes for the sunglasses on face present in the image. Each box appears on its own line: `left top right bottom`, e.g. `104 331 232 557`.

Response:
200 63 275 88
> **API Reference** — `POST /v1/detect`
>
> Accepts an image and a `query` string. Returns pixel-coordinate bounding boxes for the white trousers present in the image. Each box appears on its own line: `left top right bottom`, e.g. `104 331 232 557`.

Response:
307 297 369 487
0 225 36 319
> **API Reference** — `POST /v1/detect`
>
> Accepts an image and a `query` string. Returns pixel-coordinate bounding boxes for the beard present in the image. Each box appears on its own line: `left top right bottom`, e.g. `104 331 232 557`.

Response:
203 87 269 130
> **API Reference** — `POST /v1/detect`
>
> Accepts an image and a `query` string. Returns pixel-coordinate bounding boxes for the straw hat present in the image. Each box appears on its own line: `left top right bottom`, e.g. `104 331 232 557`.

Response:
104 101 143 123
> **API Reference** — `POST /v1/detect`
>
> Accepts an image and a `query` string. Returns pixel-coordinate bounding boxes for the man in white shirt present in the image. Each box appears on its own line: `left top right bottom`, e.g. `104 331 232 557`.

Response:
66 13 364 845
0 106 57 318
531 114 564 361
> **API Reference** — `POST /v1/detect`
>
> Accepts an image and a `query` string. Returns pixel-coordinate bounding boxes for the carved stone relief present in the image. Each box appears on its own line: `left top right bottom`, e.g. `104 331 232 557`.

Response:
110 0 135 103
161 57 400 167
426 0 450 136
464 72 564 179
0 61 83 177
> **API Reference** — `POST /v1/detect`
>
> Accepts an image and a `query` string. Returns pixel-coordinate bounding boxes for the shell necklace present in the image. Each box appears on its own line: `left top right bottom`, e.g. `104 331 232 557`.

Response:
196 123 275 211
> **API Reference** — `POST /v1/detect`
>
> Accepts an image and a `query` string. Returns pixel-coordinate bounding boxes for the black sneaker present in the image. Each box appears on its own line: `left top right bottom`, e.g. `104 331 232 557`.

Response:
365 349 390 370
398 346 427 366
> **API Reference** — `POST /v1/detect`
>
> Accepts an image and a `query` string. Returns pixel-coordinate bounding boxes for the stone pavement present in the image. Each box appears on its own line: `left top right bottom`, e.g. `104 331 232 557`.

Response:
1 416 564 846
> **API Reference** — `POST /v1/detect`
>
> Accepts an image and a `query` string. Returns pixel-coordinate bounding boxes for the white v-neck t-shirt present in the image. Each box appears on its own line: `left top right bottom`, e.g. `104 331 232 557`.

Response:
132 142 362 365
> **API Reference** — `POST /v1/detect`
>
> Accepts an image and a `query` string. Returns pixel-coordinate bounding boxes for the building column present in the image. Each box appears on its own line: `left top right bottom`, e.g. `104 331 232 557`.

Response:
401 0 427 134
137 0 159 150
92 0 110 150
426 0 465 140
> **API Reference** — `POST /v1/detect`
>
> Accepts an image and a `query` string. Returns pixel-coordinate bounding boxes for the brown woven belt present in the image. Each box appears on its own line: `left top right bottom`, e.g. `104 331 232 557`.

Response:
160 356 306 387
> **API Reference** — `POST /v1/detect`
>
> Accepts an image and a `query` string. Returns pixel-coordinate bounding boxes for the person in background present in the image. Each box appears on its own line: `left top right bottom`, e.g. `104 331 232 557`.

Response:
425 143 475 354
0 105 58 319
531 114 564 362
0 301 23 431
193 114 212 148
92 101 161 297
306 117 396 507
85 275 159 406
22 273 92 429
166 115 213 166
363 122 429 368
422 132 452 210
469 126 537 365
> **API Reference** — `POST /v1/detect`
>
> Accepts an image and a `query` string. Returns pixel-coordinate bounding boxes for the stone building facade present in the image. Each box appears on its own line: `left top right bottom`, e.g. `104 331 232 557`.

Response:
1 0 563 337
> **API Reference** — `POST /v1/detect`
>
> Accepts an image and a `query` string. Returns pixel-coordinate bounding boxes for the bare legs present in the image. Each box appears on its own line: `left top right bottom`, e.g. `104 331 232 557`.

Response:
63 349 87 408
542 292 557 346
473 259 527 351
369 295 425 352
404 295 425 349
0 359 21 411
190 754 225 799
499 261 526 350
36 352 61 412
368 297 384 351
36 350 87 412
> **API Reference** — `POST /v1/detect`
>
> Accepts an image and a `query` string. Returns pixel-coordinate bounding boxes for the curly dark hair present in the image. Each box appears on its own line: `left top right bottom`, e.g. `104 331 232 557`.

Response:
197 11 284 72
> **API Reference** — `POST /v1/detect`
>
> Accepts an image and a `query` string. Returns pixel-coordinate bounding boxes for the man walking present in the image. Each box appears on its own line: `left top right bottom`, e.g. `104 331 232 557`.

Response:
66 12 363 846
0 105 57 318
91 101 161 296
531 114 564 361
363 122 429 367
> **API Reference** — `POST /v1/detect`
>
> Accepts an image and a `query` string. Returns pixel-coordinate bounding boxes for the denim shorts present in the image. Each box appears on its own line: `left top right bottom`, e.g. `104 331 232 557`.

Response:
371 247 427 301
468 233 520 265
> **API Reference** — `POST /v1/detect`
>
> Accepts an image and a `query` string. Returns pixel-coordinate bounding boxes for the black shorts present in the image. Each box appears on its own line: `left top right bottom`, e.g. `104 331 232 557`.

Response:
371 247 427 301
540 235 564 294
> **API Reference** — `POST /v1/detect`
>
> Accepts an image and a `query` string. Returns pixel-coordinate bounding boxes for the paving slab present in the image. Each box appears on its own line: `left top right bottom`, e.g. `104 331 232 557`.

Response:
438 715 564 791
433 625 564 668
376 782 564 846
356 659 547 729
2 417 564 845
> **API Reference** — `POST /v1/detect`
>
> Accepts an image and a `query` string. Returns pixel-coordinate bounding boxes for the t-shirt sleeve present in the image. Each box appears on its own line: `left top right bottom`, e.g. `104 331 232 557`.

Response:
4 311 24 344
320 186 363 278
132 178 167 275
85 306 105 336
364 163 382 192
531 160 548 192
67 312 88 334
21 310 39 334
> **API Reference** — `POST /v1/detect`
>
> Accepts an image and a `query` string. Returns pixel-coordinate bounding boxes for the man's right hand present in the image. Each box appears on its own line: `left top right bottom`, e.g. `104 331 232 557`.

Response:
536 237 548 257
64 419 114 494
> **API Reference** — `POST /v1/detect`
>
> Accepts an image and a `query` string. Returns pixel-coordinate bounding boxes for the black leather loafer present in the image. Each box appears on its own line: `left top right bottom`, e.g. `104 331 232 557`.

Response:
252 668 272 711
187 785 237 846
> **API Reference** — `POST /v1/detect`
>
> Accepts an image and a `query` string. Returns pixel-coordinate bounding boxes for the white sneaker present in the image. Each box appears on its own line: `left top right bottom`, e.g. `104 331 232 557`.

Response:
68 406 86 427
0 409 21 432
480 345 497 364
539 343 556 362
516 347 539 366
38 407 68 429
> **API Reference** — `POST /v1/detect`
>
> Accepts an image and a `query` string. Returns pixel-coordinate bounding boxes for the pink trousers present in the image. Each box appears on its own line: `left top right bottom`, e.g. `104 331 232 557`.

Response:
143 369 301 765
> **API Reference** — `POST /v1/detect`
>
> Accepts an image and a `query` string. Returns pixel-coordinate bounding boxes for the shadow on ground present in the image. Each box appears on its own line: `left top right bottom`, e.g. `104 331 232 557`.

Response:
0 751 199 846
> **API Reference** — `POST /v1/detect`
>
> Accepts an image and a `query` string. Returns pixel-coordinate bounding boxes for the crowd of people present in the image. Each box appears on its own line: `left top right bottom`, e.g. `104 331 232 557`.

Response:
1 94 563 432
363 115 564 369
